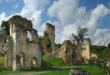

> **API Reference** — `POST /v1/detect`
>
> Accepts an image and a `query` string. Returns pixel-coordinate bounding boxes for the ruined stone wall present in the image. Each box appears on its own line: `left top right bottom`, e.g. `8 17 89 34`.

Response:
5 36 13 70
44 23 55 52
5 15 41 70
91 53 98 59
82 38 91 63
58 40 75 64
40 39 49 55
0 35 7 55
74 38 91 64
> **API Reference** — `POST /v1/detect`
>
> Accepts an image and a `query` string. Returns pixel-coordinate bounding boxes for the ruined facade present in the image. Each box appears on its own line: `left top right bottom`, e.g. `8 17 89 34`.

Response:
0 35 7 55
44 23 55 52
3 16 41 70
49 38 91 64
91 53 98 59
75 38 91 64
81 38 91 63
58 40 75 64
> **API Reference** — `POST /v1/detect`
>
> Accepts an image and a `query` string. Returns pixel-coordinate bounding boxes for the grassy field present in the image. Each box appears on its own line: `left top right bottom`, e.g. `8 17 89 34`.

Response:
40 55 107 75
0 56 107 75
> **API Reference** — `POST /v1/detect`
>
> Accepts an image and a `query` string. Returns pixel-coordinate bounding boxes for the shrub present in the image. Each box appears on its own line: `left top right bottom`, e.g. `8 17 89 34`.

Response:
45 37 51 49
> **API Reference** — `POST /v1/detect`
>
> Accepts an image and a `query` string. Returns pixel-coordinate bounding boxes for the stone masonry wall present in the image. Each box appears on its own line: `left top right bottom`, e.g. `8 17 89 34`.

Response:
44 23 55 52
4 15 41 70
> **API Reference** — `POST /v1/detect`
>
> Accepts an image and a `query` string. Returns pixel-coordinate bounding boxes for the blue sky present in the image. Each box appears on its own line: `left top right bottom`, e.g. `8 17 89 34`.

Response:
0 0 110 46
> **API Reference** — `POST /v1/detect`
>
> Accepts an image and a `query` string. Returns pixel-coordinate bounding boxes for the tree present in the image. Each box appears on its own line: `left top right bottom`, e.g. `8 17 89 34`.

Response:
45 37 51 49
1 20 9 35
72 26 88 63
72 27 88 42
108 43 110 48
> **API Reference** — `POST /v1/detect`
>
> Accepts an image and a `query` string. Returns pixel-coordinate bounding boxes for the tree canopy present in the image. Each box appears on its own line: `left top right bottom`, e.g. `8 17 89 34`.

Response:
1 20 9 35
72 27 88 42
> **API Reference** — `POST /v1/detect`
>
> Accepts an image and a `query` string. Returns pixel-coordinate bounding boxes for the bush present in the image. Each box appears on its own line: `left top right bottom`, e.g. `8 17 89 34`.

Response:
1 20 10 35
45 37 51 49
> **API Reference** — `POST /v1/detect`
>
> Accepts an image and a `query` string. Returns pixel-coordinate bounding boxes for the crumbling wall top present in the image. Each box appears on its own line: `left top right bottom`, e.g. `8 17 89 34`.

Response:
8 15 32 30
83 38 91 42
45 23 55 31
31 29 38 37
62 40 72 46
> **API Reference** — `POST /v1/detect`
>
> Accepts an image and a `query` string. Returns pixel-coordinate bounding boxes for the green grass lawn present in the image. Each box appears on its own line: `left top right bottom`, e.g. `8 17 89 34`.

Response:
0 55 107 75
42 55 74 68
81 65 106 75
41 55 107 75
33 66 106 75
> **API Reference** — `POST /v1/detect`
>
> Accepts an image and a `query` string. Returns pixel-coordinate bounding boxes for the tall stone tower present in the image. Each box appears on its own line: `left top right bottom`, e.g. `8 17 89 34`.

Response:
44 23 55 52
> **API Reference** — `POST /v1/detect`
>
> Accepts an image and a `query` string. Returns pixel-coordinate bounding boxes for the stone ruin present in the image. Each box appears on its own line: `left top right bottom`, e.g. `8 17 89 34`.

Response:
58 40 75 64
0 15 41 70
44 23 55 52
69 69 90 75
39 23 55 55
59 38 91 64
51 38 91 64
0 15 92 71
81 38 91 63
0 35 7 55
91 53 98 59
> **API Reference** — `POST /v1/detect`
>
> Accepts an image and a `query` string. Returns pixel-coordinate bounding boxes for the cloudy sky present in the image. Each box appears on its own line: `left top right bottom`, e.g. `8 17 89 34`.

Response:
0 0 110 46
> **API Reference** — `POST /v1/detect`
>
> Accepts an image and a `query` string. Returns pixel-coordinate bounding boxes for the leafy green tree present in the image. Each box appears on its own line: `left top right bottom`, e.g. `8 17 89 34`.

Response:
72 27 88 62
108 43 110 48
91 45 106 54
55 44 61 50
45 37 51 48
72 27 88 41
1 21 9 35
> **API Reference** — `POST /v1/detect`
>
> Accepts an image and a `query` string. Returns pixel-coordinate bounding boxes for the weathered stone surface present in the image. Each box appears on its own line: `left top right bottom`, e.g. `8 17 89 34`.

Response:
3 16 42 71
40 23 55 55
91 53 98 59
58 40 76 64
0 35 7 55
75 38 91 64
69 69 90 75
44 23 55 52
106 59 110 67
81 38 91 64
8 15 32 30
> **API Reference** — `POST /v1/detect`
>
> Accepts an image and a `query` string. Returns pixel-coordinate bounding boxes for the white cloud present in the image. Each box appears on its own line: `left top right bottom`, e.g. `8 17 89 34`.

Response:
87 4 110 34
0 0 50 37
91 29 110 46
48 0 79 25
19 0 50 34
48 0 110 45
0 12 7 25
60 24 78 43
20 0 49 17
48 0 88 43
32 10 42 30
0 0 110 46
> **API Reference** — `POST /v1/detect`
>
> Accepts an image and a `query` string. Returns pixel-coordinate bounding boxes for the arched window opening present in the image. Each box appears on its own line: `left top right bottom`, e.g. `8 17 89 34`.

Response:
31 57 37 68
